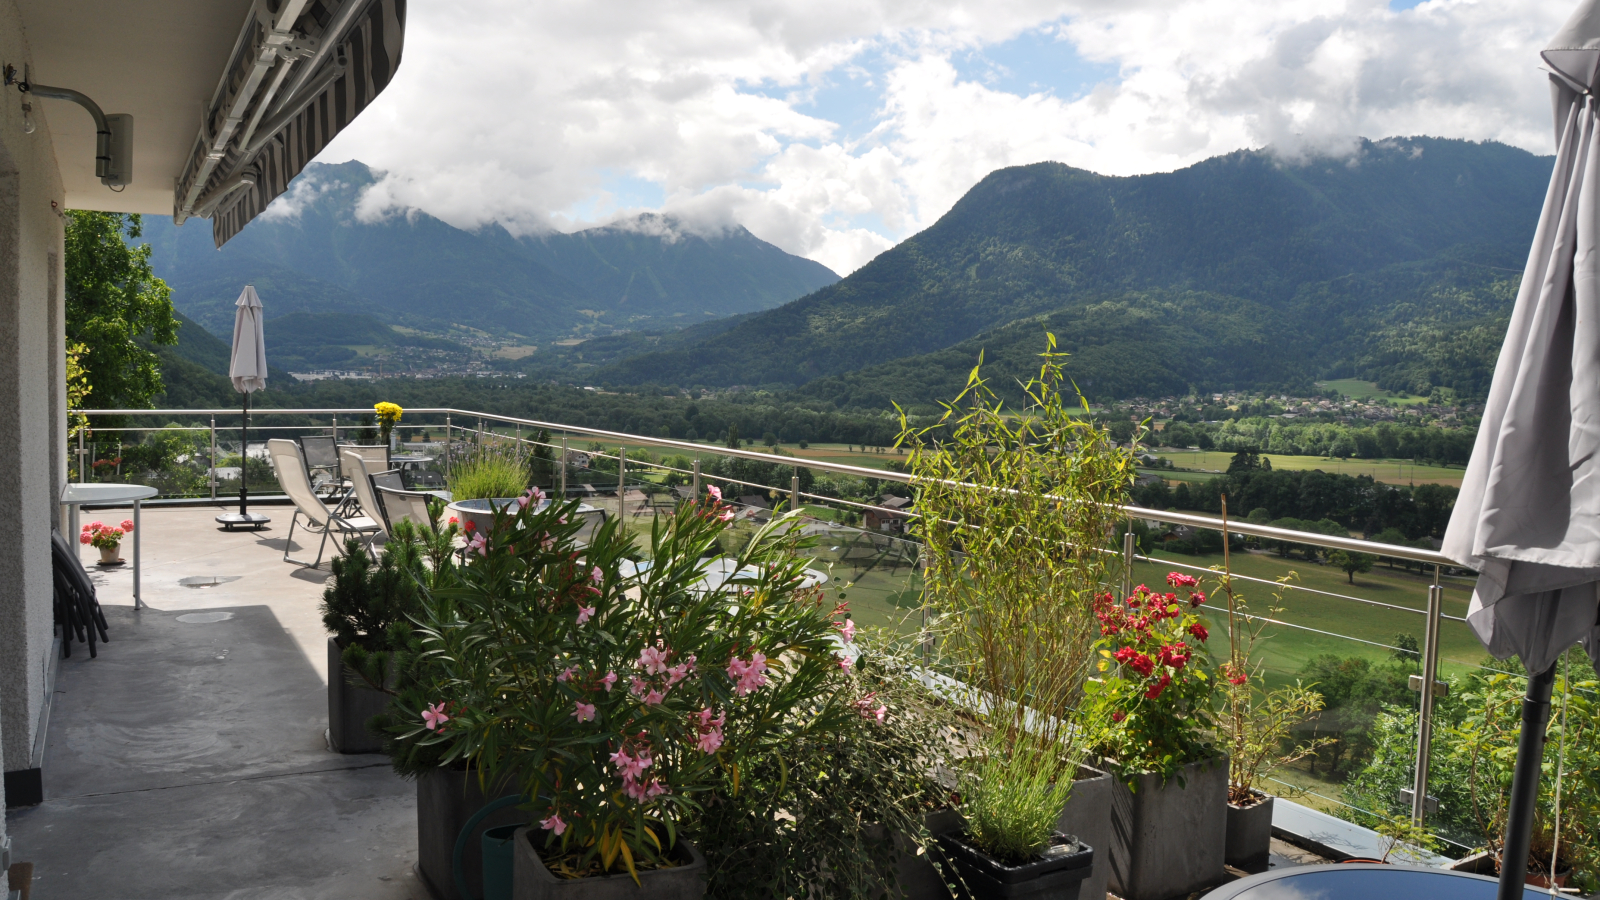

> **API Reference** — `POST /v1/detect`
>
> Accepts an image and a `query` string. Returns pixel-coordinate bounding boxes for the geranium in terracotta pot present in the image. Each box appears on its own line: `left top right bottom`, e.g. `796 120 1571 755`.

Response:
81 519 133 565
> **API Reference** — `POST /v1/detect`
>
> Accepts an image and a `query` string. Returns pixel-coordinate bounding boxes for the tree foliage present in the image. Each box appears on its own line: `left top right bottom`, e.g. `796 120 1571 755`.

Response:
66 212 176 409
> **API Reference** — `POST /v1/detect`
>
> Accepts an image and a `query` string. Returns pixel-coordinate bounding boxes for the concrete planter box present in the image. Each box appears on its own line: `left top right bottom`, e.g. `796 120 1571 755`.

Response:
896 764 1113 900
327 636 392 754
417 767 526 900
512 827 706 900
1224 791 1275 872
1105 755 1228 900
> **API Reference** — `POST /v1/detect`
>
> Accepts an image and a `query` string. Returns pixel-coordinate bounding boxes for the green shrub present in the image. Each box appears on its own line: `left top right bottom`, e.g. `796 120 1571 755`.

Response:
446 444 529 500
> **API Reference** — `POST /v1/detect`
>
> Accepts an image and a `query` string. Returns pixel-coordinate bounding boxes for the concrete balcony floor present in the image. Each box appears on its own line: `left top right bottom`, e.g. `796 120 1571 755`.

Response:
9 504 427 899
9 503 1329 899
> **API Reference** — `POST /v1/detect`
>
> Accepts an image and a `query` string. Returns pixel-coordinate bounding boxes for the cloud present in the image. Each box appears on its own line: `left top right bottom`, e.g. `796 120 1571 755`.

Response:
320 0 1572 275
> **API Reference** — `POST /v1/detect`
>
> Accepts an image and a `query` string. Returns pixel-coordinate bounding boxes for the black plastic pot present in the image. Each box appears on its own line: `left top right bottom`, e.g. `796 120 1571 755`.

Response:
934 831 1093 900
1225 791 1275 872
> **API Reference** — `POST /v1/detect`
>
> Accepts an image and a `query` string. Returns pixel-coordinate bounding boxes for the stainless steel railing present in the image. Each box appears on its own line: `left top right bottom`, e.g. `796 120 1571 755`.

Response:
81 404 1469 831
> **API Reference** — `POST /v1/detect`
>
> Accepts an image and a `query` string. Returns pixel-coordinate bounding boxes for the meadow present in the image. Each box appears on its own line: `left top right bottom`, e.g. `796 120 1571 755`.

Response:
1149 448 1464 487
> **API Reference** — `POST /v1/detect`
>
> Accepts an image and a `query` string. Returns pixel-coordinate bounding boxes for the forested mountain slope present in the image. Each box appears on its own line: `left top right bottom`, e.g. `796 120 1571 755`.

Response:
598 138 1548 395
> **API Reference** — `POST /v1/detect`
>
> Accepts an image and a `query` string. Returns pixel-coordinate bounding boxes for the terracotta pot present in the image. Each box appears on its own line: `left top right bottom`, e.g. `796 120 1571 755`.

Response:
512 827 706 900
99 543 121 564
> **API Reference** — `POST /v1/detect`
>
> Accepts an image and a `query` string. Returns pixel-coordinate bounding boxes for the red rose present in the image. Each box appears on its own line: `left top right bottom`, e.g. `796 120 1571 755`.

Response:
1112 710 1126 723
1167 572 1198 588
1144 673 1172 700
1157 643 1191 670
1187 622 1209 642
1190 591 1207 607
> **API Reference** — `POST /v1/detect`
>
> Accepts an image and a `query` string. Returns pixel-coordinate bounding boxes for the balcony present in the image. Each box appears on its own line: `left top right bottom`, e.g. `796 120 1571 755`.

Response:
24 407 1588 898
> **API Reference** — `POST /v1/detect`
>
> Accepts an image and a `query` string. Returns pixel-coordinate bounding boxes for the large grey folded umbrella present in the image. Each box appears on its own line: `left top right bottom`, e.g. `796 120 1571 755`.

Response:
1442 0 1600 680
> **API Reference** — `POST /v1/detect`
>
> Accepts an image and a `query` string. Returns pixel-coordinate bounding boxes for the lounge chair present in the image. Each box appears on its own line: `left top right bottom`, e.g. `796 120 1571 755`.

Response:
376 484 437 532
268 439 381 568
343 450 410 545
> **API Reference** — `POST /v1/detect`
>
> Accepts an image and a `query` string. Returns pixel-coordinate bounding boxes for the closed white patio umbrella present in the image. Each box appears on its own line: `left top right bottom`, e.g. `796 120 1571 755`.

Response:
216 285 272 530
1442 0 1600 894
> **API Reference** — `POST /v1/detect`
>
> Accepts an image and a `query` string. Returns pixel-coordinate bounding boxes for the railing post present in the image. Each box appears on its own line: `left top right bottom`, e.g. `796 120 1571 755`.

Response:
1411 565 1444 827
692 457 701 498
618 444 627 521
559 435 568 498
444 414 451 468
1121 528 1136 599
332 414 338 442
209 415 218 502
791 472 800 512
75 428 86 483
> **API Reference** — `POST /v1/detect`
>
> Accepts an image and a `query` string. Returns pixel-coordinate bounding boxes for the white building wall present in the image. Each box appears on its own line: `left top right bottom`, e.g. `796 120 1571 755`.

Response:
0 0 69 811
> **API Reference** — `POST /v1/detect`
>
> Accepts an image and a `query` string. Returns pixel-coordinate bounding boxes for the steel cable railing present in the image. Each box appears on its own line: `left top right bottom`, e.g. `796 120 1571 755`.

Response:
82 404 1472 837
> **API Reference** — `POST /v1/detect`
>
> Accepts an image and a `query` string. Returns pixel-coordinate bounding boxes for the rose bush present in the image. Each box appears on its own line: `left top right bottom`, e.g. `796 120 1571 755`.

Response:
1086 573 1219 781
386 487 860 880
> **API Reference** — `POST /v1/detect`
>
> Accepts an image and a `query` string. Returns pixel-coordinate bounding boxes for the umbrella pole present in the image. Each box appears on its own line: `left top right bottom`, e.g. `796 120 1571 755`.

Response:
1496 663 1557 900
239 391 250 517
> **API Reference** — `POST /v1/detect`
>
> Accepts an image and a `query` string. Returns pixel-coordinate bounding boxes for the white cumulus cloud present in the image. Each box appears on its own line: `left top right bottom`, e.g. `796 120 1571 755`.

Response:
321 0 1575 275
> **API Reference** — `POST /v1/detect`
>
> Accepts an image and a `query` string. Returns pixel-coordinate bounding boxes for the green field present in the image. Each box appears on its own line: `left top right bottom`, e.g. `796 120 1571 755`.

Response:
1316 379 1430 406
1150 449 1464 486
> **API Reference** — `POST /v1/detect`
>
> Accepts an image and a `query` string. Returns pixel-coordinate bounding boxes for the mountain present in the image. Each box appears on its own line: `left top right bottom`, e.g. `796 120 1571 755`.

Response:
596 138 1549 398
139 160 838 341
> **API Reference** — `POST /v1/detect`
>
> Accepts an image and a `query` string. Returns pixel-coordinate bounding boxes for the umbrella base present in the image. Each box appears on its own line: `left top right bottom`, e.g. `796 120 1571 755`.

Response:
215 512 271 531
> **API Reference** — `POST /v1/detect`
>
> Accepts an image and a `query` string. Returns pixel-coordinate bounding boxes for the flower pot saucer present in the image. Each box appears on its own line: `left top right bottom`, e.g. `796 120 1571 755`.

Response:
95 558 126 567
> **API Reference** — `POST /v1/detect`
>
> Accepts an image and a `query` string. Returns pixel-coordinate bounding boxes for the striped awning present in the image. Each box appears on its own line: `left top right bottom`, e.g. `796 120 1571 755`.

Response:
172 0 406 247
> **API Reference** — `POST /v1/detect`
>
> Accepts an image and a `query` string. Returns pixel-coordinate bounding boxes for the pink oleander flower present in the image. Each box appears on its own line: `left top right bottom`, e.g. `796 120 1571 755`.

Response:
838 655 853 671
727 652 770 696
707 485 722 501
639 646 671 675
838 619 856 643
573 702 596 722
629 675 650 698
694 707 726 753
643 687 665 706
557 666 577 683
422 702 450 731
591 566 603 584
609 749 652 781
600 671 618 692
540 812 567 835
646 781 668 799
623 778 649 803
120 519 135 532
873 704 888 723
466 531 488 557
576 605 595 625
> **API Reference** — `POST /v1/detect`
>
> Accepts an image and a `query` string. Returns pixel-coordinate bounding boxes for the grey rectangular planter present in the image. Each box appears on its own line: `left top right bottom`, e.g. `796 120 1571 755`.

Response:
512 826 706 900
1224 792 1275 872
896 764 1112 900
327 636 392 754
417 767 526 900
1105 755 1228 900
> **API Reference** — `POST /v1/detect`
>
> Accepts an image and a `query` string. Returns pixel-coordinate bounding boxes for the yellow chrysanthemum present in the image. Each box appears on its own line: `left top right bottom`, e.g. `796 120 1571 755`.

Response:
374 402 403 424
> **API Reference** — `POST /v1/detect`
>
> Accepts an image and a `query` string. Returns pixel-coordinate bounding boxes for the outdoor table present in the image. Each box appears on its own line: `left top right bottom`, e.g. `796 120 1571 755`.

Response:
388 452 435 470
60 482 159 609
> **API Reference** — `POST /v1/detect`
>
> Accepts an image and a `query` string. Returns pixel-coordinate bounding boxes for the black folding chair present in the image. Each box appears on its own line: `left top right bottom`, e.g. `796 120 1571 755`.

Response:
51 528 109 658
299 435 344 501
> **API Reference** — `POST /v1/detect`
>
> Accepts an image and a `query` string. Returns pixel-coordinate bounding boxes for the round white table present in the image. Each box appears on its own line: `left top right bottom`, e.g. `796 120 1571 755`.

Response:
60 483 159 609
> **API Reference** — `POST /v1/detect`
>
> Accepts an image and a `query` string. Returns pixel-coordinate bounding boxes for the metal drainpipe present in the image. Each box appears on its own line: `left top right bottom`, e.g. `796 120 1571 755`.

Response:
1410 565 1445 827
209 416 218 502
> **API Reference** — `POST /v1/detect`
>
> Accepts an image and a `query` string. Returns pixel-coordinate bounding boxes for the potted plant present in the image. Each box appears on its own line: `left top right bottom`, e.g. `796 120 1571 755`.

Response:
935 736 1095 900
375 401 402 455
445 441 540 534
387 488 861 898
80 519 133 565
1438 655 1599 892
902 342 1129 900
319 524 442 754
1085 574 1227 900
1210 528 1330 871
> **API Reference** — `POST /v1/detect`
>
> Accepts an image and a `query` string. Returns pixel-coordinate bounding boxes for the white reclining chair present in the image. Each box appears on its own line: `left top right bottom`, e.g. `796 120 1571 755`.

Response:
268 439 381 568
